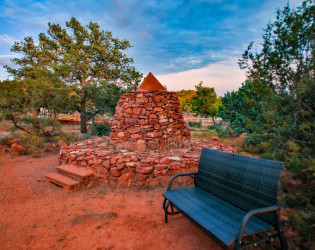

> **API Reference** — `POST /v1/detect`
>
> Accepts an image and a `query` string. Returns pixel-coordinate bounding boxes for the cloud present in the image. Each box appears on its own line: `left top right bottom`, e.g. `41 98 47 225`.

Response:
0 54 16 66
0 34 16 46
0 0 305 82
156 57 246 96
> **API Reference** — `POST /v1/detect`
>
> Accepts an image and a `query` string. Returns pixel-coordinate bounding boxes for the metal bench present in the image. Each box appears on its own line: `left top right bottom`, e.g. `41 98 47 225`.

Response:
163 148 287 249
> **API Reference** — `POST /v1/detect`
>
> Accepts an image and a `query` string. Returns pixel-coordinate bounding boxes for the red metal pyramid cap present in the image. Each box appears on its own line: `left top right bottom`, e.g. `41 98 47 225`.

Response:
137 72 166 91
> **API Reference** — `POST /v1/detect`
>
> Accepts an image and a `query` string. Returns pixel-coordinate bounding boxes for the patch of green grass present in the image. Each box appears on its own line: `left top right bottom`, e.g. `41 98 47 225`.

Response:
191 130 218 139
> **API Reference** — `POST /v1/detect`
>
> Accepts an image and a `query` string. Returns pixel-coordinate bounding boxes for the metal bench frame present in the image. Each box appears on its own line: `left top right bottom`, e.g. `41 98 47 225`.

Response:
163 148 287 250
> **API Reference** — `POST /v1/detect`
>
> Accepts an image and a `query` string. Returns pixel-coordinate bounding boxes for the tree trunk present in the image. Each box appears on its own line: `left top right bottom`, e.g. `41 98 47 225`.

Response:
80 89 88 134
212 116 216 125
80 113 88 133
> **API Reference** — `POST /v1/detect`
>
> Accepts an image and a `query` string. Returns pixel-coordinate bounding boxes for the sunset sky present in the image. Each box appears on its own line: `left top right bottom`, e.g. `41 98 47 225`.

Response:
0 0 304 95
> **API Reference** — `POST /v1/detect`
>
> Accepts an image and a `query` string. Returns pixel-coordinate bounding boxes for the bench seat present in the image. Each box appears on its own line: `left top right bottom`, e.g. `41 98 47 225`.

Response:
163 187 273 246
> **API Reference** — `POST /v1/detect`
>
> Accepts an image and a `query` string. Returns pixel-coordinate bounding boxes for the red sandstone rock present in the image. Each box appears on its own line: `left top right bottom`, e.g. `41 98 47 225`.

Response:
11 143 26 155
69 154 76 161
117 172 132 186
127 127 141 134
117 132 124 138
155 164 168 171
7 138 19 147
135 173 148 181
58 140 67 148
211 136 220 142
110 167 121 177
126 162 136 167
160 157 172 164
135 166 153 174
102 160 110 169
240 133 247 138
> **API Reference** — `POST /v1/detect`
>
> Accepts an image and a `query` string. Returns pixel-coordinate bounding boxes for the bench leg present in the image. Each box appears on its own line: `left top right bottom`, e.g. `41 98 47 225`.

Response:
165 201 170 223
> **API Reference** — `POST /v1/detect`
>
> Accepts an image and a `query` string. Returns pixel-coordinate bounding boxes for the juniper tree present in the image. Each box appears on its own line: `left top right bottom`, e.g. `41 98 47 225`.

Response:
5 17 142 133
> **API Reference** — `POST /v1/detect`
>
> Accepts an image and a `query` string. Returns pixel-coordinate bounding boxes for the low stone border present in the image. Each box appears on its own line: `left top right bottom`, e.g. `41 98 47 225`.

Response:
59 136 235 186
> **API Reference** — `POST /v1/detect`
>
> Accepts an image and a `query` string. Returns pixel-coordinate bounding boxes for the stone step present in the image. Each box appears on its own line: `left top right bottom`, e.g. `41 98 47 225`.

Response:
56 165 94 181
45 172 81 191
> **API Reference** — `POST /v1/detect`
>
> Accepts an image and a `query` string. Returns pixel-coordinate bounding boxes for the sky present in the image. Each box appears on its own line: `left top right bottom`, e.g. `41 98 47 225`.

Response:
0 0 304 96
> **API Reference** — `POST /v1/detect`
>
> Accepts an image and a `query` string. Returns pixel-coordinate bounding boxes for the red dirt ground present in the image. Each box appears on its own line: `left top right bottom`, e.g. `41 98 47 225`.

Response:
0 152 220 250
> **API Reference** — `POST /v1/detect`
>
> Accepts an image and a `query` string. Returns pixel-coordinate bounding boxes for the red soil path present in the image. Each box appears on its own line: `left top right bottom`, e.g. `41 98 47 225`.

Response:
0 153 219 250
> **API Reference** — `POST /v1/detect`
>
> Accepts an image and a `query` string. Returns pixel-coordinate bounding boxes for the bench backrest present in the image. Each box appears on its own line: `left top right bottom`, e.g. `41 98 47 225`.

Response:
197 148 284 224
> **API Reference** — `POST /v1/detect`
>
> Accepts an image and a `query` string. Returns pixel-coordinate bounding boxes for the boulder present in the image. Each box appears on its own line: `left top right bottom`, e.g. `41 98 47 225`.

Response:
11 143 26 155
7 138 19 147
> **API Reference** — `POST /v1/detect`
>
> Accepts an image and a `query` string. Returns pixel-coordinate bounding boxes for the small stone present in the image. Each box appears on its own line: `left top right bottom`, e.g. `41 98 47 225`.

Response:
117 172 133 186
110 167 121 177
11 143 26 155
240 133 247 138
155 164 168 170
168 156 180 161
127 127 141 134
160 157 172 164
58 140 67 148
117 132 124 137
135 166 153 174
211 136 220 142
126 162 136 167
69 154 77 161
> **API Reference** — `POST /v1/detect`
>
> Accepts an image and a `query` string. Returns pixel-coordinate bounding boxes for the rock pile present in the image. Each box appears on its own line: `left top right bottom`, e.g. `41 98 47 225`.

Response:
59 136 235 186
110 73 191 150
4 138 26 155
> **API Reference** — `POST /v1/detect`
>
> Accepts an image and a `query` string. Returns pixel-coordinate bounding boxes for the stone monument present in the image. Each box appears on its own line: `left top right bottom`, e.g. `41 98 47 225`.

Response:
110 72 191 150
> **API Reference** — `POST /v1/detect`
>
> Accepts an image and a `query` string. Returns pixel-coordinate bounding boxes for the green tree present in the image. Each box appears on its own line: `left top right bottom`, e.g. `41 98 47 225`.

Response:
0 78 67 137
237 0 314 165
218 80 275 135
218 1 314 243
191 82 219 124
5 17 142 133
177 89 196 112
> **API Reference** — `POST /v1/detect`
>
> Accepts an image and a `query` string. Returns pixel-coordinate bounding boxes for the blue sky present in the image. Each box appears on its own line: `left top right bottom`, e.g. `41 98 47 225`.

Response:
0 0 304 95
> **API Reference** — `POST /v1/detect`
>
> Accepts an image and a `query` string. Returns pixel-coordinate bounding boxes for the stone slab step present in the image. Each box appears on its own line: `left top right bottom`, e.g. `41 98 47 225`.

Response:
45 172 80 191
56 165 94 181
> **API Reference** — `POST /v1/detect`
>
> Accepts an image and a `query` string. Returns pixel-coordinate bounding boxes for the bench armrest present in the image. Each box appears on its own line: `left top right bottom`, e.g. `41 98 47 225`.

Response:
167 172 198 191
236 205 283 248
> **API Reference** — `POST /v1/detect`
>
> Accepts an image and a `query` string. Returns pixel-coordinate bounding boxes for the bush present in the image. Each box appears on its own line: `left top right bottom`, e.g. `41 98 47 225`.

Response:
91 123 111 136
19 133 53 156
0 134 17 146
188 121 202 128
52 132 77 145
242 132 267 153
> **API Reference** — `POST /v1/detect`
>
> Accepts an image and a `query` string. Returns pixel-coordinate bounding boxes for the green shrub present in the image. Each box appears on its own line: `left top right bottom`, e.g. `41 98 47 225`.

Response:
291 214 315 242
0 134 16 146
243 132 266 153
19 133 53 156
91 123 111 136
188 121 202 128
52 132 77 145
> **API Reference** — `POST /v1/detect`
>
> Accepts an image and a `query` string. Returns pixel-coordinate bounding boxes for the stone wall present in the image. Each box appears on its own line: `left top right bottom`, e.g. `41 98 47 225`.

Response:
110 91 191 150
59 136 235 186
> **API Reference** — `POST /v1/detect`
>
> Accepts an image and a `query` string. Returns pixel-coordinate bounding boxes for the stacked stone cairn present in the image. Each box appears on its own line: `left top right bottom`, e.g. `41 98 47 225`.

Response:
56 73 235 187
110 72 191 150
